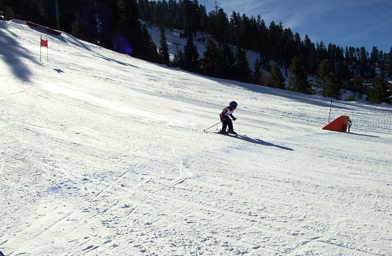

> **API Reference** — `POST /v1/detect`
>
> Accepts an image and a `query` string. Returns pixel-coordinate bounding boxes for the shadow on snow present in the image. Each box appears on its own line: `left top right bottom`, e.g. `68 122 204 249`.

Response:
0 21 39 82
234 135 294 151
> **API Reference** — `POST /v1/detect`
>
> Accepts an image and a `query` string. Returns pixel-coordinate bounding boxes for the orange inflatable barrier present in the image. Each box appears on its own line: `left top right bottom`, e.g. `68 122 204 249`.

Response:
323 116 351 132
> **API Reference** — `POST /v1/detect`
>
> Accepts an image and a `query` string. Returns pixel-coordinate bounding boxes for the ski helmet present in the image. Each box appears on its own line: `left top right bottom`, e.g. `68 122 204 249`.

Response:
229 101 238 108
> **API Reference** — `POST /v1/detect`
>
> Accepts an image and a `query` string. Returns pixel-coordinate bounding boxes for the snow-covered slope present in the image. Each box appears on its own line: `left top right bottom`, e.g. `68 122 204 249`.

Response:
1 20 391 256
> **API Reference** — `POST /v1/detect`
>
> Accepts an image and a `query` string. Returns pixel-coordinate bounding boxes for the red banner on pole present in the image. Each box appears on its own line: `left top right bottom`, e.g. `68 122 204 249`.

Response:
41 39 48 47
40 36 48 61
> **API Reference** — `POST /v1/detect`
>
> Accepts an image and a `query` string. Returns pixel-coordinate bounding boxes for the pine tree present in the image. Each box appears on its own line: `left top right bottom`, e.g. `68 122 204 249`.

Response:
233 47 252 82
379 50 386 78
304 35 317 74
289 57 311 94
202 38 219 77
4 6 14 20
96 0 118 49
268 21 284 62
358 47 376 79
58 0 83 35
315 59 340 99
115 0 154 60
370 46 379 68
253 58 263 84
208 8 229 43
159 27 170 66
71 17 83 39
270 62 285 89
349 75 364 97
173 50 185 68
71 0 99 43
183 34 200 72
216 43 235 79
368 78 391 104
140 24 159 62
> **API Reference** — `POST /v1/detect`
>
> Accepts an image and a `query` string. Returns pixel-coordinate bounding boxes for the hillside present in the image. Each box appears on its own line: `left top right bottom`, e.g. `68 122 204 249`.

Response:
1 20 392 256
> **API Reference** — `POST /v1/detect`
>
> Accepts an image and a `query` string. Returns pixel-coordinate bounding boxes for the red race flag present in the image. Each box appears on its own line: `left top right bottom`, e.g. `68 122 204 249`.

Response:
40 36 49 61
41 39 48 47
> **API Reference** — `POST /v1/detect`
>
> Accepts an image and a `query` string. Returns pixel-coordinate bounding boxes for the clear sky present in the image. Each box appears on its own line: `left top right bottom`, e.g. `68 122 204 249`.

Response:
199 0 392 53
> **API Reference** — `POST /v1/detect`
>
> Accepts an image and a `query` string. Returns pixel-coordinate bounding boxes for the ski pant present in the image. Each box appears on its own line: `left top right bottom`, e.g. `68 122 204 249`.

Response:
221 117 233 132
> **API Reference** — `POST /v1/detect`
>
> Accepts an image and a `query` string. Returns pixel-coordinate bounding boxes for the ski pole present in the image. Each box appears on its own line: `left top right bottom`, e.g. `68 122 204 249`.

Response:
203 121 221 132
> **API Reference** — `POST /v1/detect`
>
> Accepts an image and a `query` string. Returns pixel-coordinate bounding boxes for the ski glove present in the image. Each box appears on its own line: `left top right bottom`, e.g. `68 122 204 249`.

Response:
232 117 237 121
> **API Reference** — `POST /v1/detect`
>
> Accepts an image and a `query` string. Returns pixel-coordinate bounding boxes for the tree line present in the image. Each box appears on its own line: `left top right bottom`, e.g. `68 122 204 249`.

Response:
0 0 160 62
1 0 391 103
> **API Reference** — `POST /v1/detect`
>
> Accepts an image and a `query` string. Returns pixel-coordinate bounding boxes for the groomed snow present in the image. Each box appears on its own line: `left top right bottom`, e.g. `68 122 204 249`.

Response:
1 20 391 256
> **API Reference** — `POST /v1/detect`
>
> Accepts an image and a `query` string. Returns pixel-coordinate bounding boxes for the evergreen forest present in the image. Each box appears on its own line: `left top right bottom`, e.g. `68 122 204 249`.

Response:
1 0 391 103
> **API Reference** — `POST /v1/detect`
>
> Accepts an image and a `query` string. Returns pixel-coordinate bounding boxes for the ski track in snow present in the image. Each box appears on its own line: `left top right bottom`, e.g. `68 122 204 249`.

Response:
1 20 392 256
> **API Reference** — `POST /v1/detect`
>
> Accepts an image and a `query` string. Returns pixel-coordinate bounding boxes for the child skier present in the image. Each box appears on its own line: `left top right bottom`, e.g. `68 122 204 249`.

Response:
219 101 238 135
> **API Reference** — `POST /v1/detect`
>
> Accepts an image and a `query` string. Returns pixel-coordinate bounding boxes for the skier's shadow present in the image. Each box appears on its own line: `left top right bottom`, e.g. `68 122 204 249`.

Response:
236 135 294 151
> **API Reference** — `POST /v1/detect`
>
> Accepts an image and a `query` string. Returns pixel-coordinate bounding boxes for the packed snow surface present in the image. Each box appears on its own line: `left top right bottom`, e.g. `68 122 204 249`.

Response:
1 20 392 256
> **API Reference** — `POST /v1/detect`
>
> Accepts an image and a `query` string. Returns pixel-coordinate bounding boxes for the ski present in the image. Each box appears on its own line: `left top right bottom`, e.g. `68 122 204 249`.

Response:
205 128 245 137
213 131 237 137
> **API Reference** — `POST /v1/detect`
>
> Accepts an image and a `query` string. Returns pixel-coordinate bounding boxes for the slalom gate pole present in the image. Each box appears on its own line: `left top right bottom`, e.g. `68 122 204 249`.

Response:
40 35 42 61
328 100 334 123
203 121 221 132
